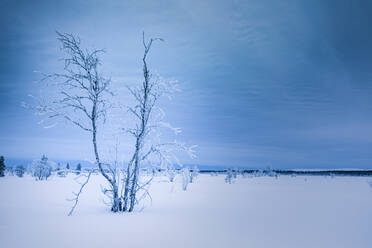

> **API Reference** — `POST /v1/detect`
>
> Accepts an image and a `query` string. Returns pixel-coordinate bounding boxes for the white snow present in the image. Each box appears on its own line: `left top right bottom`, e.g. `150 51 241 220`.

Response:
1 174 372 248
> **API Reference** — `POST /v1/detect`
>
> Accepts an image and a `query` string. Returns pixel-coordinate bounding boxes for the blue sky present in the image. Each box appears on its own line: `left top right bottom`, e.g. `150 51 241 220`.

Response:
1 0 372 169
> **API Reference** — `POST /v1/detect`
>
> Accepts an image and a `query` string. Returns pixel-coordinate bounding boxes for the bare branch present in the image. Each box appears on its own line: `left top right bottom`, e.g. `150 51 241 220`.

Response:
68 171 92 216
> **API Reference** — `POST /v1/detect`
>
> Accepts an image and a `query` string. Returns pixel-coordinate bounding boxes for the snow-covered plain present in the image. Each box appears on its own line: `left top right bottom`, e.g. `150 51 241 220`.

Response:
1 173 371 248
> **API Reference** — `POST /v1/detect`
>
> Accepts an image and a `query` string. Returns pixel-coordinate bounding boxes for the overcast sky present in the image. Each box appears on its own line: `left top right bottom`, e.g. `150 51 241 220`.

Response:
1 0 372 169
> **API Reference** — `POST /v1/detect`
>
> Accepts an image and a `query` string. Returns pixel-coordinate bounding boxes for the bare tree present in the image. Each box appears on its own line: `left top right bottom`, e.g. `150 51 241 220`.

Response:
26 31 196 214
122 32 196 212
27 32 121 212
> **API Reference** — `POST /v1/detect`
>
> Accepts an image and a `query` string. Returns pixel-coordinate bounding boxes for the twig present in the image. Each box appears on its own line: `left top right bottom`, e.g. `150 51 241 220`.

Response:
68 171 92 216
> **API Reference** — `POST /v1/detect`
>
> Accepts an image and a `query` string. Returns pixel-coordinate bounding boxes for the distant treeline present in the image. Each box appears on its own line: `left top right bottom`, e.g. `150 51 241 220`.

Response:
198 169 372 176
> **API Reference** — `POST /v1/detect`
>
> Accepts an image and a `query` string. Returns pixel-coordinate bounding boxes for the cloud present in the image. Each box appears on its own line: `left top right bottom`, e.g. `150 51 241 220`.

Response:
292 124 372 143
2 0 372 168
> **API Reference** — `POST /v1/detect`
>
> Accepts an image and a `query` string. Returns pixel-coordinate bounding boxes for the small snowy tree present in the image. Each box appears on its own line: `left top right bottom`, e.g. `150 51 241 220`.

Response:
31 155 52 180
15 165 25 178
0 156 5 177
66 163 70 170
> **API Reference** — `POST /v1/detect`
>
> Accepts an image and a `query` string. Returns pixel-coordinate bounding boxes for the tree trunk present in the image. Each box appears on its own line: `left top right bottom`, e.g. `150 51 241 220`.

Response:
128 161 138 212
111 185 122 212
91 105 120 212
122 161 133 212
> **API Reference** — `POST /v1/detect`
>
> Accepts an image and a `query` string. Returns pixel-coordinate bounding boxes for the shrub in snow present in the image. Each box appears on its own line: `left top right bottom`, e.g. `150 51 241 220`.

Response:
151 167 159 177
75 163 82 175
253 169 264 177
15 165 25 177
167 167 176 182
190 165 199 183
55 163 66 177
31 155 53 181
181 167 191 190
264 166 278 178
209 172 218 177
0 156 6 177
57 170 67 177
368 181 372 189
6 166 14 176
225 168 238 184
242 172 253 178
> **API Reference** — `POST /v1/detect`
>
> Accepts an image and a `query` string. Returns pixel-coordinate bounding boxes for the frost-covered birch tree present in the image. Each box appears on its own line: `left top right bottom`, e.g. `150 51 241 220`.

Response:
26 32 121 212
121 32 196 212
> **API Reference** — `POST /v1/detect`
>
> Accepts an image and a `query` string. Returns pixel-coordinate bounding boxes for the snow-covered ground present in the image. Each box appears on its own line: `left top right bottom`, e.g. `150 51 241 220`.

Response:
1 173 371 248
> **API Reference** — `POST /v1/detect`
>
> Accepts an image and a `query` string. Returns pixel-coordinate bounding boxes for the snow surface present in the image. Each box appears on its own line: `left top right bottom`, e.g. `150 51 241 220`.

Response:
0 174 371 248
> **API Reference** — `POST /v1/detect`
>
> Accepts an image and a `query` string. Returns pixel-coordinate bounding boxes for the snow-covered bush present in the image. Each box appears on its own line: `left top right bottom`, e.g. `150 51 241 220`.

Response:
57 170 67 177
242 172 253 178
55 162 67 177
225 168 238 184
31 155 53 180
15 165 25 177
368 181 372 189
253 169 264 177
264 166 278 178
181 167 191 190
190 165 199 183
6 166 14 176
167 167 176 182
75 163 82 175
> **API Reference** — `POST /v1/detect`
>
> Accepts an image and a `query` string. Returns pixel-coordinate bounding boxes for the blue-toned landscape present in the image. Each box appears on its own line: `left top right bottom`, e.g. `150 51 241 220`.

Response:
1 0 372 247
